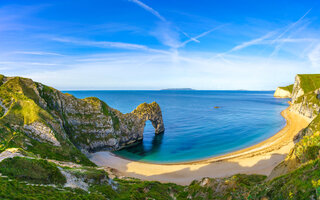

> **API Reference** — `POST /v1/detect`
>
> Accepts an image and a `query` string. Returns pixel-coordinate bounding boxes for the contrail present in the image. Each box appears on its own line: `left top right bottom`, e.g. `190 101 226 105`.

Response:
230 31 276 52
129 0 166 21
179 24 226 48
129 0 216 47
270 8 312 57
272 8 312 44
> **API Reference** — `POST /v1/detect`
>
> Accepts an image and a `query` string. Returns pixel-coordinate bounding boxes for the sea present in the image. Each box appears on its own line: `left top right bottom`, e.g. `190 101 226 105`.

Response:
66 90 289 164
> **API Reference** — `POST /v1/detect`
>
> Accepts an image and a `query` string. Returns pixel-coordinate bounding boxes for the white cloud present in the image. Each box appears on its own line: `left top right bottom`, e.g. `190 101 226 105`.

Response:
0 61 57 66
9 51 309 90
51 37 169 54
128 0 182 49
11 51 62 56
213 8 315 64
151 22 181 49
308 44 320 67
1 1 319 91
128 0 217 49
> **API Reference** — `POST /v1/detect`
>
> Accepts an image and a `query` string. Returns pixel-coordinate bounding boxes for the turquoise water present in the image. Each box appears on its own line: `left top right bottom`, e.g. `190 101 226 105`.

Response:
67 90 289 163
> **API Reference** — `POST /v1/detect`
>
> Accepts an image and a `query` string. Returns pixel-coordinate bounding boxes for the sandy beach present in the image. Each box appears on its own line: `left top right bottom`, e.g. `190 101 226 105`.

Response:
89 105 311 185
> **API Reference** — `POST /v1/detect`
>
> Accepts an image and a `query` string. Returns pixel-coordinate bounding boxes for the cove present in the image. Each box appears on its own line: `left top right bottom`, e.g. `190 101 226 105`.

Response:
67 90 289 163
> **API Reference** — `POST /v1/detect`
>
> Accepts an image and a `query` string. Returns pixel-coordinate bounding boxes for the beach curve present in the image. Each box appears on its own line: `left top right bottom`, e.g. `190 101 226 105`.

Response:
89 104 311 185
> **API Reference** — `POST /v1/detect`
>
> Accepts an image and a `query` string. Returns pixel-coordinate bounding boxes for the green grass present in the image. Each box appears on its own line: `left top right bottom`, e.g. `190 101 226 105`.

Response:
0 76 96 166
1 73 320 199
0 176 108 200
184 174 267 200
0 157 66 185
0 74 4 85
114 178 185 200
0 109 4 118
0 127 95 166
101 102 120 131
0 169 184 200
0 157 319 200
284 112 320 167
297 74 320 93
63 166 109 185
294 131 320 163
0 175 183 200
250 159 320 200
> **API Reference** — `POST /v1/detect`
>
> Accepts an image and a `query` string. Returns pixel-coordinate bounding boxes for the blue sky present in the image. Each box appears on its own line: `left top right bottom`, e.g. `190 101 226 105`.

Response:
0 0 319 90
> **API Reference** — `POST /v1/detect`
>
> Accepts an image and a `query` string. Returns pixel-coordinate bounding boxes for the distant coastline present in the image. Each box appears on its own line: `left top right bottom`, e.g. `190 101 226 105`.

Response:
161 88 195 91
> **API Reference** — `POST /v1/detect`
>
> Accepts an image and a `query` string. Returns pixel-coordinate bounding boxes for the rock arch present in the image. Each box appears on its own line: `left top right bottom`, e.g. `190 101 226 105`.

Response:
132 102 165 134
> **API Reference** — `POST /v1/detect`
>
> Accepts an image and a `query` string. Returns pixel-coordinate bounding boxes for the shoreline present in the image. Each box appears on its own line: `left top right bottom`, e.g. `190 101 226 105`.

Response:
89 105 311 185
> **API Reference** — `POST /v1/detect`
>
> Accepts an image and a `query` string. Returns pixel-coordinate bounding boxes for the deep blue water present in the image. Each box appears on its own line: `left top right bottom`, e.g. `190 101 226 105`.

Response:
66 90 289 163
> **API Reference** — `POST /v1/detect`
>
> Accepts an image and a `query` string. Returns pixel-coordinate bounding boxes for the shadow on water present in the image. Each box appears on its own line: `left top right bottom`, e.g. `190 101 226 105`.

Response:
114 132 164 160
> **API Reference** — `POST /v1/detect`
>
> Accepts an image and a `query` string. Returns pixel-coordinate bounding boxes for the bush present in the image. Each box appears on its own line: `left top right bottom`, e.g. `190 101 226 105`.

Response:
0 157 66 185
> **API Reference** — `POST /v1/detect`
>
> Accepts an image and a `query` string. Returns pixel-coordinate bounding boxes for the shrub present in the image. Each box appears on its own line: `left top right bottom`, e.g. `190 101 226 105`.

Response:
0 157 66 185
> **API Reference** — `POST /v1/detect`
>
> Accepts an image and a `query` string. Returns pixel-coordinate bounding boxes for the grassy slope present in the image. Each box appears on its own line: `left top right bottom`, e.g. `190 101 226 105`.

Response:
0 157 66 185
297 74 320 93
0 176 111 200
0 76 95 166
1 162 319 200
253 159 320 200
0 176 186 200
2 74 320 199
0 156 185 200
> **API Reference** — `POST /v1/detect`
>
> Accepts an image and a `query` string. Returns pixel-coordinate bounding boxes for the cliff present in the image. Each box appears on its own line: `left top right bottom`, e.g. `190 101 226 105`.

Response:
0 75 164 162
185 74 320 199
3 74 320 199
274 84 293 98
291 74 320 102
274 75 320 119
285 74 320 120
269 74 320 179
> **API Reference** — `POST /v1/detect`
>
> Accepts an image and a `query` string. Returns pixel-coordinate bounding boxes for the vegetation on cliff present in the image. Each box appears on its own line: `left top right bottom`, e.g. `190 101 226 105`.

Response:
0 75 164 166
1 74 320 199
0 157 66 185
295 74 320 94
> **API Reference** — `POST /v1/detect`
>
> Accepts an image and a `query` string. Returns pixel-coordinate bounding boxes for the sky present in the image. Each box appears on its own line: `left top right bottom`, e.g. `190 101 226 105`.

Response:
0 0 319 90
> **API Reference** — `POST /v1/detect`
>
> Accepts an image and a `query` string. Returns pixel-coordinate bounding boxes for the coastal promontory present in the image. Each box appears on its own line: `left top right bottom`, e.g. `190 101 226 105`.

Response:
274 84 293 98
2 74 320 199
0 75 165 158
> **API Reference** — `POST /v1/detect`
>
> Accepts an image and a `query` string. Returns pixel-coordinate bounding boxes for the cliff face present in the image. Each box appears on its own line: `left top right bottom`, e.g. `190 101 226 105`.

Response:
0 75 164 159
291 75 304 102
289 89 320 119
274 87 292 98
2 74 320 199
274 75 320 120
38 86 164 151
269 74 320 179
289 75 320 119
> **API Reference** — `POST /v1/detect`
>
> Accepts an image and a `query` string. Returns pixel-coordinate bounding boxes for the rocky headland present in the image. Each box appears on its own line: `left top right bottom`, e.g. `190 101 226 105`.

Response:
0 75 164 158
274 84 293 98
1 74 320 199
